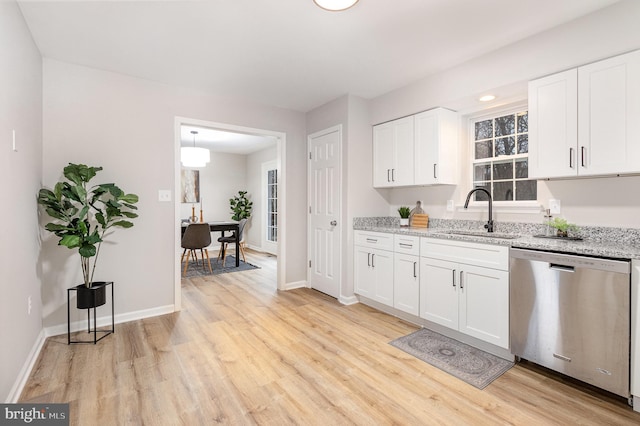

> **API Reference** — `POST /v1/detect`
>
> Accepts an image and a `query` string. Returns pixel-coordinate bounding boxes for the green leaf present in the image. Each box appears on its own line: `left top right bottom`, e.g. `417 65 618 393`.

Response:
79 243 97 258
78 205 90 221
119 193 139 204
60 235 81 249
111 220 134 228
121 211 138 219
95 212 106 226
45 223 70 232
45 207 66 221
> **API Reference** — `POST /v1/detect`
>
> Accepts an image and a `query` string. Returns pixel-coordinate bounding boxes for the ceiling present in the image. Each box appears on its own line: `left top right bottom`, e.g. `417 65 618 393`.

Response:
18 0 619 113
180 125 276 155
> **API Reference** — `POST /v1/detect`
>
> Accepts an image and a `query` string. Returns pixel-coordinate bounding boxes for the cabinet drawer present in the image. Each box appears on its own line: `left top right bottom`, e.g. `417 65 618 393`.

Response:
420 237 509 271
354 231 393 251
394 234 420 256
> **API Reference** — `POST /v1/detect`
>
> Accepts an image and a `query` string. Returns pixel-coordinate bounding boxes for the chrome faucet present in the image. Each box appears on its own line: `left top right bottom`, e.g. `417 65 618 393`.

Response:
464 187 494 233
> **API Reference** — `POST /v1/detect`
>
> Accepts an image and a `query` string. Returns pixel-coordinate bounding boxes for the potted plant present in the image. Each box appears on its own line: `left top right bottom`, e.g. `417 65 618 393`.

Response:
398 206 411 227
37 163 139 309
545 217 579 237
230 190 253 220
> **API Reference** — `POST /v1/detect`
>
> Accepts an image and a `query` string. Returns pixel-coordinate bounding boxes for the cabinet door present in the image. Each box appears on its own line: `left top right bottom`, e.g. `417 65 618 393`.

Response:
372 123 396 187
578 49 640 176
372 116 414 187
458 264 509 349
419 257 458 329
354 247 374 298
372 249 394 306
394 253 419 316
414 108 458 185
528 69 578 179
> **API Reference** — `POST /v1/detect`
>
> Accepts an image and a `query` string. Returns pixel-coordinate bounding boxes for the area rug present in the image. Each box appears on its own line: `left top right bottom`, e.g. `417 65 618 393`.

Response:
390 328 513 389
181 255 259 278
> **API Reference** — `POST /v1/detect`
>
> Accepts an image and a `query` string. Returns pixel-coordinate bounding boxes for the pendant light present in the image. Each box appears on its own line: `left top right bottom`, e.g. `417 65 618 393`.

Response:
313 0 359 11
181 130 210 168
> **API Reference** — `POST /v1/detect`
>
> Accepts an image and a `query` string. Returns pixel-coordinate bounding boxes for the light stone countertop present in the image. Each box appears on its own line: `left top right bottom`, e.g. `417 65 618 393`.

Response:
353 218 640 260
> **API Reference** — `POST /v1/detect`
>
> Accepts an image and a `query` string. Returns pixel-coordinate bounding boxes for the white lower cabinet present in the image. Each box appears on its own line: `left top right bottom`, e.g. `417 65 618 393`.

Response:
420 238 510 349
354 232 394 307
394 253 419 316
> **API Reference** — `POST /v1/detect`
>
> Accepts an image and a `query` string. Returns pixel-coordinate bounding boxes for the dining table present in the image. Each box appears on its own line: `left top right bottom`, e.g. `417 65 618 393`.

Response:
181 220 240 267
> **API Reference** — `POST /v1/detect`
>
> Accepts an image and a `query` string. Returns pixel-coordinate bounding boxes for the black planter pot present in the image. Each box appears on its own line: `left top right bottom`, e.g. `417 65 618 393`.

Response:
76 282 108 309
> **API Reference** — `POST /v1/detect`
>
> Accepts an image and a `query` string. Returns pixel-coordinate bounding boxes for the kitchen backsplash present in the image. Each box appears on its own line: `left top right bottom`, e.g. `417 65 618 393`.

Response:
353 217 640 245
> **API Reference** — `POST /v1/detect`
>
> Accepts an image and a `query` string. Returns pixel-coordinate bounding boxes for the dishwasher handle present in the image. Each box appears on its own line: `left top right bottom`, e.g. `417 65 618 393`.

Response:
549 263 575 273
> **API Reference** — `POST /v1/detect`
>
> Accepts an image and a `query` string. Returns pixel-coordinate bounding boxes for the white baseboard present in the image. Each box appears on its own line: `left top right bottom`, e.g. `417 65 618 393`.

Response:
6 329 46 403
44 304 175 337
282 280 307 291
339 295 358 305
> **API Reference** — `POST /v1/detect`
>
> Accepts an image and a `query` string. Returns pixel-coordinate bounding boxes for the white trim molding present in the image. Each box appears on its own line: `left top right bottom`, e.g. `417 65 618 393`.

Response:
5 330 46 403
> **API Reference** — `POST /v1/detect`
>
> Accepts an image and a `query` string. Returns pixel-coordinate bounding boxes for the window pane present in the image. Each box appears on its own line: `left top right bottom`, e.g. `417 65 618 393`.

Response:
475 120 493 140
475 140 493 159
495 114 515 136
472 184 491 201
516 180 537 200
517 134 528 154
495 137 516 156
515 159 528 178
493 161 513 180
493 181 514 201
517 112 528 133
474 163 491 181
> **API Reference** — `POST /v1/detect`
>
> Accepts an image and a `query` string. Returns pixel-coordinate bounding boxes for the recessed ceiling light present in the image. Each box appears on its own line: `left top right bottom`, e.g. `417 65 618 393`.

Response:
313 0 359 11
479 95 496 102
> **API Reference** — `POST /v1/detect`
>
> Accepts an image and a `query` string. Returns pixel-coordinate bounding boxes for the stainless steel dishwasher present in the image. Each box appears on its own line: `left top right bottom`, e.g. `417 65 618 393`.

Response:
510 248 631 398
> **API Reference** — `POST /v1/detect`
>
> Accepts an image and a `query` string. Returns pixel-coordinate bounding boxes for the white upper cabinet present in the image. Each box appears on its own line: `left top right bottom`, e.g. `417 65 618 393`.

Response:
529 49 640 179
578 50 640 176
372 115 414 187
373 108 459 188
414 108 459 185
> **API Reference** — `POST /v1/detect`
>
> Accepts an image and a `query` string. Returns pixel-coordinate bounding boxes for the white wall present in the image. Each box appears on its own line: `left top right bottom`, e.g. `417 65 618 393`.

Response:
0 1 43 402
369 0 640 229
41 58 307 329
179 153 247 223
246 145 277 250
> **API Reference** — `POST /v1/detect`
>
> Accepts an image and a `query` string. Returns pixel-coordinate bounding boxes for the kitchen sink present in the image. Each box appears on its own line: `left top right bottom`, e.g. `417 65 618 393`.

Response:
440 230 520 240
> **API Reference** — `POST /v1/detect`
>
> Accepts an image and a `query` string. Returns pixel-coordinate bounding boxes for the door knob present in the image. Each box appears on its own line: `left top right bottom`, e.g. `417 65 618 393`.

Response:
330 220 337 226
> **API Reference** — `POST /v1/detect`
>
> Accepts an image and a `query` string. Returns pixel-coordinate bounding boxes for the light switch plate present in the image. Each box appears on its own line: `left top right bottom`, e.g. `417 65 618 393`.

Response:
158 190 171 202
446 200 455 212
549 199 561 214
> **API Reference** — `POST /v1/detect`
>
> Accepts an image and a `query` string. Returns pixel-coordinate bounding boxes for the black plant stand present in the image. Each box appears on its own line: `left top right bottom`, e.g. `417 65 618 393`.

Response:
67 281 114 344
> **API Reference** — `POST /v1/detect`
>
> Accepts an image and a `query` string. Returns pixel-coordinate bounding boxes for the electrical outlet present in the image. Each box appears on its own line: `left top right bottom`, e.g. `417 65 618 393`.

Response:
158 190 171 202
446 200 455 212
549 199 561 214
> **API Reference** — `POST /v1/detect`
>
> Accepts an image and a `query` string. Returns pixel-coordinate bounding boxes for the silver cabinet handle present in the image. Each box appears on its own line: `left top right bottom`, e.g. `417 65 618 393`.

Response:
367 253 371 267
413 262 417 278
366 238 377 243
371 253 375 268
581 146 586 167
387 169 391 182
330 220 337 226
459 271 464 289
433 163 437 179
569 147 574 169
399 243 412 248
452 269 456 287
391 169 395 182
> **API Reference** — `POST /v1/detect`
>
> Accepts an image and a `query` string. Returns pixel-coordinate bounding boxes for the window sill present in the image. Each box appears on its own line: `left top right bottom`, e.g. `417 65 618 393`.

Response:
457 201 543 214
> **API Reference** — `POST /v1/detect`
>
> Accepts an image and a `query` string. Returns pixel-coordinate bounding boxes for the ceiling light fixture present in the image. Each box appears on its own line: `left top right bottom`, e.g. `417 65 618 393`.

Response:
479 95 496 102
181 130 210 168
313 0 359 12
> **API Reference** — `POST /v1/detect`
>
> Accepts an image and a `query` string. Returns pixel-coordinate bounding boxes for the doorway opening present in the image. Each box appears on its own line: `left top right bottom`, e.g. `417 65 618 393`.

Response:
173 117 286 310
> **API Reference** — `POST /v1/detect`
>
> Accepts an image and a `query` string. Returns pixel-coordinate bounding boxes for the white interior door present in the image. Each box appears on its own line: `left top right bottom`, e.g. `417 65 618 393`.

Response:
308 126 342 298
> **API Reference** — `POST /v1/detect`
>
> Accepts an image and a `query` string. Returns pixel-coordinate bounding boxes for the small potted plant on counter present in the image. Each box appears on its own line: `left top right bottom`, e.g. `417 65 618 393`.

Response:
398 206 410 227
545 217 579 237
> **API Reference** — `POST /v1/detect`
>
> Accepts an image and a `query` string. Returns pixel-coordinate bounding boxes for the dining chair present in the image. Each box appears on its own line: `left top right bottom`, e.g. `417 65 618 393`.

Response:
181 222 213 275
217 218 247 267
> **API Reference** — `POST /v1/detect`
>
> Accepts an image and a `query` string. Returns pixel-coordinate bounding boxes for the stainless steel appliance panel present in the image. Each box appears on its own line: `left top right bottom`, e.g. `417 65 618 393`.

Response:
510 248 630 397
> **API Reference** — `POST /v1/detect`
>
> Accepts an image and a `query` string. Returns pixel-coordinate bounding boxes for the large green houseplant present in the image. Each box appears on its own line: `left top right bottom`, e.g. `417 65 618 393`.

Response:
37 163 139 289
229 190 253 221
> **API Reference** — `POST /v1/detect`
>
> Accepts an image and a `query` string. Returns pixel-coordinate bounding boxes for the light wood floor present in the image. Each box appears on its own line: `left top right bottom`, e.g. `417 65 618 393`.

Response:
21 249 640 425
